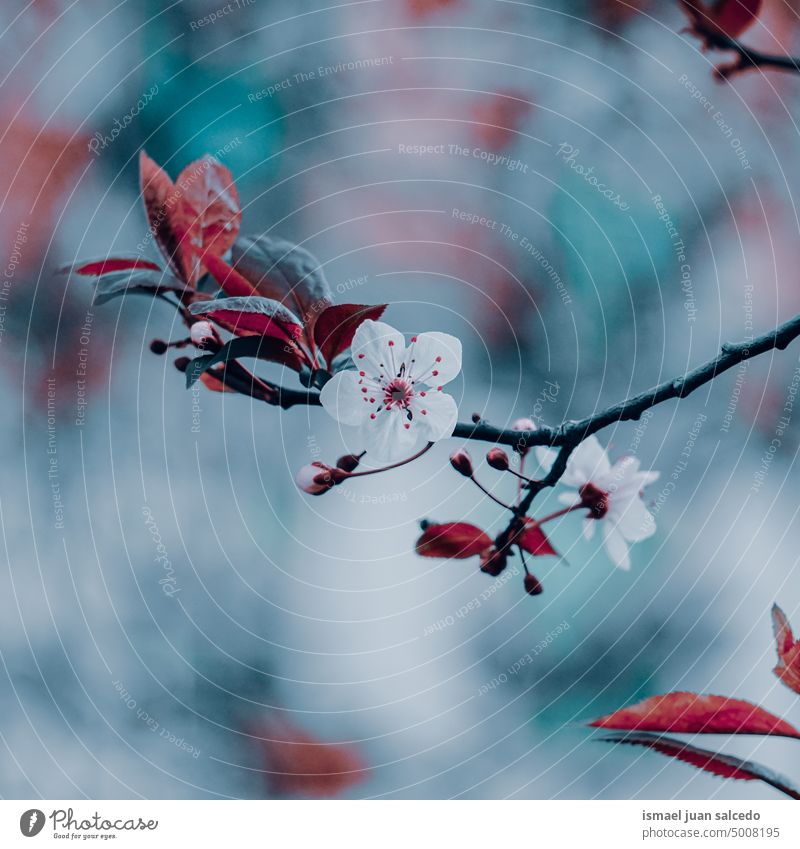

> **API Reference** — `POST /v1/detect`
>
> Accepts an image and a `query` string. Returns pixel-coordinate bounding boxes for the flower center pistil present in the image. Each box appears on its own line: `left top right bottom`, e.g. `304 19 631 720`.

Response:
579 482 610 519
383 377 413 410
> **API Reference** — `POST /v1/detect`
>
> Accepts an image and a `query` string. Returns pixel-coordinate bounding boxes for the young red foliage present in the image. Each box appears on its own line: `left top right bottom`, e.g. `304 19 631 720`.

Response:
599 732 800 799
197 308 301 343
772 604 800 696
68 258 162 276
590 692 800 738
139 151 189 282
199 368 236 393
176 155 242 285
517 519 557 557
198 250 257 298
416 522 493 559
231 235 333 334
313 303 387 367
679 0 763 41
139 151 242 286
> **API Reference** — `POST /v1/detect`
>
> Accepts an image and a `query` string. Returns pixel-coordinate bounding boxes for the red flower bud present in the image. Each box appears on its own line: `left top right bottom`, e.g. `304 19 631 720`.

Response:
190 320 220 349
486 447 510 471
173 356 191 372
150 338 168 355
296 462 337 495
524 573 543 596
336 454 361 473
449 449 473 477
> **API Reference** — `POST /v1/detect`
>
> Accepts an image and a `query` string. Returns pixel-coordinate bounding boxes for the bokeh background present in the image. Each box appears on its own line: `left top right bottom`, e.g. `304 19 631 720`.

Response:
1 0 800 799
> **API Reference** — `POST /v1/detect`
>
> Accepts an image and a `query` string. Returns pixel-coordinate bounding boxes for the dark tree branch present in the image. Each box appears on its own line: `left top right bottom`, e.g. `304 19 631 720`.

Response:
692 31 800 80
265 311 800 468
461 311 800 455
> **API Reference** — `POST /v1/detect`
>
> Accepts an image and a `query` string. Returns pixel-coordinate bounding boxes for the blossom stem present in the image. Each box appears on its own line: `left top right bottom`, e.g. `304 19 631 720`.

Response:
514 455 527 505
344 442 434 478
469 476 514 511
509 468 534 485
536 505 583 525
517 545 530 576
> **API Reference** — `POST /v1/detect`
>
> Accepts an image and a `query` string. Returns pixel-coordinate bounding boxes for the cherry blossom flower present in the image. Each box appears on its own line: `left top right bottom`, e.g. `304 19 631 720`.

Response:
536 436 659 570
320 320 462 462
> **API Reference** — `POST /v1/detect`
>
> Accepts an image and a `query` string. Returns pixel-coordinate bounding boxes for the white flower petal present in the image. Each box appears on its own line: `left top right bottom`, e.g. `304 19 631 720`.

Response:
602 522 631 570
566 435 612 484
637 470 660 488
535 446 559 474
351 319 406 378
359 408 426 462
407 331 462 386
613 497 657 542
409 389 458 442
558 491 582 507
610 460 660 496
319 371 371 426
582 519 596 541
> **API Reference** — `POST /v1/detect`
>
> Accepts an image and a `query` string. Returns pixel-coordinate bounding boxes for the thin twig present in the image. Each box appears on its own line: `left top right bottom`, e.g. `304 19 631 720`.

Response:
228 312 800 499
701 32 800 79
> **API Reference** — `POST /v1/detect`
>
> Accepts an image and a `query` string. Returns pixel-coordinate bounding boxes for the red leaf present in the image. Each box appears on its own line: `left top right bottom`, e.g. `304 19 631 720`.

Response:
252 719 369 798
313 304 387 367
772 604 800 696
231 235 332 330
199 368 236 393
61 257 162 276
200 250 257 298
416 522 493 559
175 155 242 285
190 295 303 344
517 519 557 557
713 0 762 38
589 692 800 739
598 732 800 800
139 151 192 283
679 0 762 40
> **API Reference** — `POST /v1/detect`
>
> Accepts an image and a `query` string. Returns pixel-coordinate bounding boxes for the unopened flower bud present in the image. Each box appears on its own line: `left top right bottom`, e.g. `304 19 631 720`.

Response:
173 356 191 373
190 320 218 348
296 462 336 495
449 449 473 477
150 338 168 355
336 453 361 473
486 447 510 471
471 412 483 424
524 573 543 596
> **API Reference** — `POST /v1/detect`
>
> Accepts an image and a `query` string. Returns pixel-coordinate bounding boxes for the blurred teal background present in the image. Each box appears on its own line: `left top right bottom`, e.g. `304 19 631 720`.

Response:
1 0 799 799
